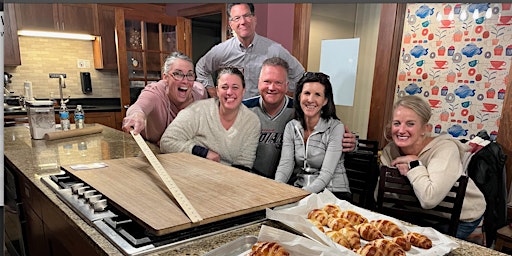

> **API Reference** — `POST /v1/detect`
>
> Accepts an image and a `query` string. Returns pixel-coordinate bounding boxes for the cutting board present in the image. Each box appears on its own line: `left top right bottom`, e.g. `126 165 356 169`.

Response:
64 153 310 236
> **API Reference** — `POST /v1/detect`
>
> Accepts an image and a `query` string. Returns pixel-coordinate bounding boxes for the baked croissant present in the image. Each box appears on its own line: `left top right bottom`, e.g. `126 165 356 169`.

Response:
307 209 330 226
370 219 404 237
248 241 290 256
355 223 384 241
339 226 361 249
322 203 341 216
368 239 406 256
354 244 385 256
325 230 351 249
337 210 368 225
327 217 353 231
308 218 325 232
392 236 411 251
406 232 432 249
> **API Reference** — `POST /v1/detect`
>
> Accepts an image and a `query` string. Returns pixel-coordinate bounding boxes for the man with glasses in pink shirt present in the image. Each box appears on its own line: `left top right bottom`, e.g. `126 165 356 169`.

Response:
122 52 207 145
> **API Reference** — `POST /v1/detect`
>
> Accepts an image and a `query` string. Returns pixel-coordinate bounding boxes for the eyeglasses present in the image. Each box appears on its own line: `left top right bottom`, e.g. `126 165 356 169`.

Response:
229 13 254 23
303 72 330 80
170 71 195 81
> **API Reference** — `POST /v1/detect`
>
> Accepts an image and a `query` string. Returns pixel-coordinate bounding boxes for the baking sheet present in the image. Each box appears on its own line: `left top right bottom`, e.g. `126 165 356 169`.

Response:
205 225 341 256
204 235 258 256
267 189 459 255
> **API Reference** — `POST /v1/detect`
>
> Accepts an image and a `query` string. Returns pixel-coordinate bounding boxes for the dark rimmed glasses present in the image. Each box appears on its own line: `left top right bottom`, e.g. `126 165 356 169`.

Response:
170 71 195 81
303 72 330 80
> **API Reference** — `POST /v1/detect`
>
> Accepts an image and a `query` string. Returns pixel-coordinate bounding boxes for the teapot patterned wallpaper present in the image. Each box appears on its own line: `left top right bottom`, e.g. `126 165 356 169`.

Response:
396 3 511 141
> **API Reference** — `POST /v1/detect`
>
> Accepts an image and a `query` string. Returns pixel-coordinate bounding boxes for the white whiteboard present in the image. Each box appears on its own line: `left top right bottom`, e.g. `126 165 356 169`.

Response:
319 38 360 106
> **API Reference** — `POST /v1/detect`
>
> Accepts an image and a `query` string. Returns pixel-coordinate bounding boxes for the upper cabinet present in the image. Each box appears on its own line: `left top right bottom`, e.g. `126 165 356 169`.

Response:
115 8 187 118
93 5 117 69
93 4 170 70
15 4 98 34
4 4 22 66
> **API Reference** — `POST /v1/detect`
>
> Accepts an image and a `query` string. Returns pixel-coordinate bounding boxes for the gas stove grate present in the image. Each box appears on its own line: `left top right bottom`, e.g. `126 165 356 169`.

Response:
103 207 266 247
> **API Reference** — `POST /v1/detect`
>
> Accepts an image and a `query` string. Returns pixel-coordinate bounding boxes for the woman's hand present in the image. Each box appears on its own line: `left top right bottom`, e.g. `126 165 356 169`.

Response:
206 150 221 162
122 111 146 134
391 155 419 176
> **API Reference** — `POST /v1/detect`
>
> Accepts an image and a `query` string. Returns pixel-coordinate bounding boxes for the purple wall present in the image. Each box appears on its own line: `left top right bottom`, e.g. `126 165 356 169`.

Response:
264 4 295 52
166 3 295 52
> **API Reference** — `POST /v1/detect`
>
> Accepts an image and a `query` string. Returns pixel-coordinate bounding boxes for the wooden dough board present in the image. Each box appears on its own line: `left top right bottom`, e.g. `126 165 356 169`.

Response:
63 152 310 236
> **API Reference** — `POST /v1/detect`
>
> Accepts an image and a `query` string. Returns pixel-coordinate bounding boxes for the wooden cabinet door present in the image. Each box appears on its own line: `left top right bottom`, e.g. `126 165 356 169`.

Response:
115 8 189 118
15 4 97 34
4 4 21 66
15 4 57 31
58 4 97 34
93 5 117 69
85 112 118 129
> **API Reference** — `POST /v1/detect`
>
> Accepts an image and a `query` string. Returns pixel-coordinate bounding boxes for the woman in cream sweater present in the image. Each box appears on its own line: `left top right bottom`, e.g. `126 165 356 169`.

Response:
160 67 261 171
380 95 485 240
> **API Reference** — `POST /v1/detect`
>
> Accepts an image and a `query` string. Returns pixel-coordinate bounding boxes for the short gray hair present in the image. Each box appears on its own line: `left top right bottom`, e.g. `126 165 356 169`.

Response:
261 57 289 79
162 52 194 75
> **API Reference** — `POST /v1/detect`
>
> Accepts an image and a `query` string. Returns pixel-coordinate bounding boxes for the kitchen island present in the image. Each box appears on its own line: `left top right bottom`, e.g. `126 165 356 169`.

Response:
3 125 508 256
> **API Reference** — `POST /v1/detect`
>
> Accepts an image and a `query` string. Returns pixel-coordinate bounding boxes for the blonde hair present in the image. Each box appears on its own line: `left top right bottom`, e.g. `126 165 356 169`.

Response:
383 95 432 141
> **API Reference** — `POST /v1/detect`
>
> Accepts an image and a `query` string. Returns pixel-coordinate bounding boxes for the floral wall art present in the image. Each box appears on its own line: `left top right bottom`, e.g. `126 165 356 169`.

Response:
396 3 511 140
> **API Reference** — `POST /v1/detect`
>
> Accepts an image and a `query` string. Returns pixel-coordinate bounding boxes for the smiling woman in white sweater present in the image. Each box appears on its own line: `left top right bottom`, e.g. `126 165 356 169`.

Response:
160 67 261 171
379 95 485 240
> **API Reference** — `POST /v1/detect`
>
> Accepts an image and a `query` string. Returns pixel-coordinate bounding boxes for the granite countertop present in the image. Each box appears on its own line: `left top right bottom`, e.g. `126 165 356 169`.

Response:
3 125 508 256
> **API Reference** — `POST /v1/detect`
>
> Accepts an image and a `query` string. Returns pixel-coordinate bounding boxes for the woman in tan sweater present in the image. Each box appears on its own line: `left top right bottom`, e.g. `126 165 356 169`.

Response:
380 95 485 240
160 67 261 171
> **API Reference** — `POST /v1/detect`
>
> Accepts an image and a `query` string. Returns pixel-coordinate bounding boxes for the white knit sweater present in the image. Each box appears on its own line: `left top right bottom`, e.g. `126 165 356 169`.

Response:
160 98 261 168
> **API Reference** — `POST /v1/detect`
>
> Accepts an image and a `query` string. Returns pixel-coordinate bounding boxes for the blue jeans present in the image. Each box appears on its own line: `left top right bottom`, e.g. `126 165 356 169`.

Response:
434 215 483 240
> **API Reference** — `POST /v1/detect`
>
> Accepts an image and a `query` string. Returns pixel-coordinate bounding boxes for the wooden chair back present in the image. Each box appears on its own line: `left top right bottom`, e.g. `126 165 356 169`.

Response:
345 139 379 209
375 165 469 236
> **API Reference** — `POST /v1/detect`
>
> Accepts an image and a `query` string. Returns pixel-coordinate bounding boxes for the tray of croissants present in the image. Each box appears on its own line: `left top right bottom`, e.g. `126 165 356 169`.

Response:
205 225 341 256
263 189 459 256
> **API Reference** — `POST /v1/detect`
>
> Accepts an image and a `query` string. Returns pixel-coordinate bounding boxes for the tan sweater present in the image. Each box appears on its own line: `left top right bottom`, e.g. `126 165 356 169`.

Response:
160 98 261 169
380 134 486 222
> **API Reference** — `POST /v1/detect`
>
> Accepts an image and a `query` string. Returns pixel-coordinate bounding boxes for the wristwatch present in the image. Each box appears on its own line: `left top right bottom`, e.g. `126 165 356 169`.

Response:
408 160 422 169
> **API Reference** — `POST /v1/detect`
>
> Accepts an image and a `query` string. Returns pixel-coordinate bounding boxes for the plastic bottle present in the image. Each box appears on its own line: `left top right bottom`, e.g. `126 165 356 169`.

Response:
59 103 71 131
74 105 85 129
49 92 58 107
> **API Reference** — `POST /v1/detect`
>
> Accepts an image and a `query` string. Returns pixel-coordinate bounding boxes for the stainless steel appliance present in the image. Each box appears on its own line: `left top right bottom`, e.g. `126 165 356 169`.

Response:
40 169 266 256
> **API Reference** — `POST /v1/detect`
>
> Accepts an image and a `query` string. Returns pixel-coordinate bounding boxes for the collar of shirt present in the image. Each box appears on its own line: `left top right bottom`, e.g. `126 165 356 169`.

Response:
236 33 259 50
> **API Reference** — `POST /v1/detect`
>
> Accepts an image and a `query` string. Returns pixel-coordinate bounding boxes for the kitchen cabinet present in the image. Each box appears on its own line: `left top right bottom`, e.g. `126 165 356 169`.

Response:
93 5 117 69
13 163 50 256
15 4 98 34
4 4 22 66
115 8 188 118
85 112 121 130
93 4 169 70
10 160 100 256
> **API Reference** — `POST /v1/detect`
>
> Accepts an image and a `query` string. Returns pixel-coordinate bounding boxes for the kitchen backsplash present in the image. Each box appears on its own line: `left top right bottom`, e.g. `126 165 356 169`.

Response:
396 3 511 141
4 37 120 99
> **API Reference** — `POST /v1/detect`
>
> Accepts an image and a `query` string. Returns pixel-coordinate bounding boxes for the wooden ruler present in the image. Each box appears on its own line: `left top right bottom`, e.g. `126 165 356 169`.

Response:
130 131 203 223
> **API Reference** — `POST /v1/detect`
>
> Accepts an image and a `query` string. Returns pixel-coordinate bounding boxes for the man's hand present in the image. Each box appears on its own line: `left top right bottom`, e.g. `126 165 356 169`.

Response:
207 87 217 98
342 126 357 152
122 111 146 135
206 150 221 162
